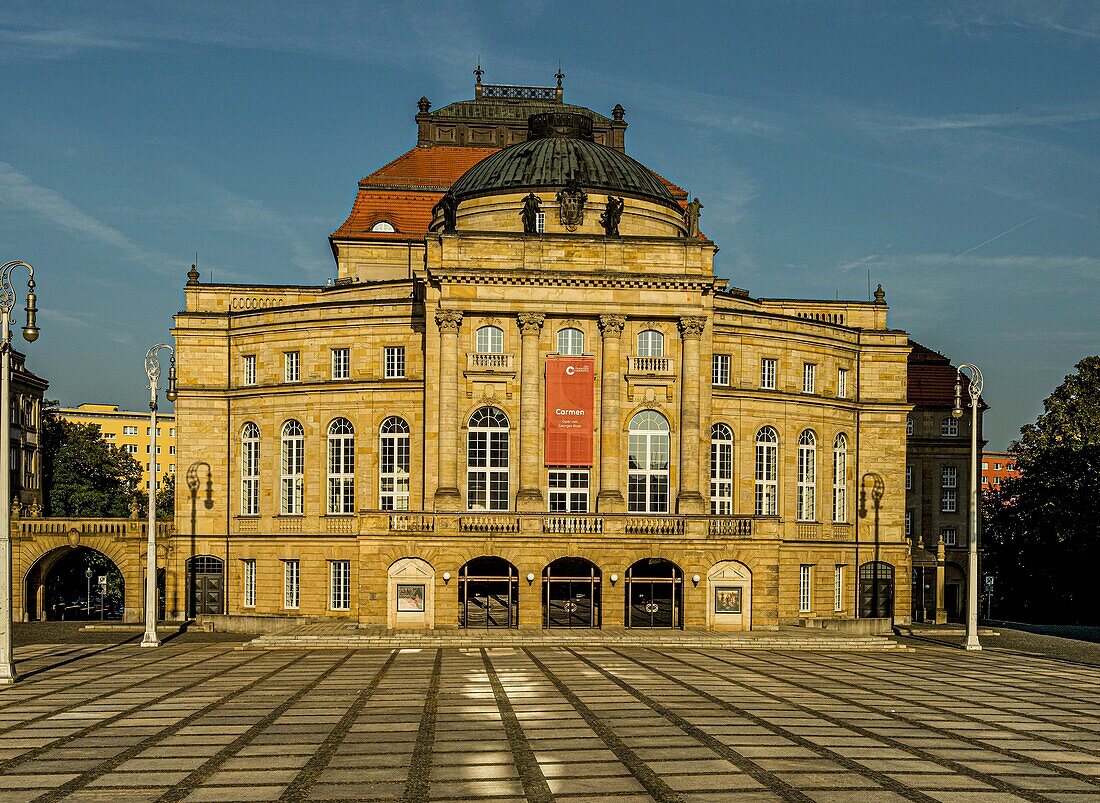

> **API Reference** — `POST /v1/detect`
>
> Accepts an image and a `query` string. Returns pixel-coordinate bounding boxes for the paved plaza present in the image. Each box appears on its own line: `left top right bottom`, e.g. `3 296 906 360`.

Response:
0 637 1098 802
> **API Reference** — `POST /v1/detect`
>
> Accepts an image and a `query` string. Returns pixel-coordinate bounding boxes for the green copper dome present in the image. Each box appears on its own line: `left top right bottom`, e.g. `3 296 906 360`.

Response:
448 112 677 208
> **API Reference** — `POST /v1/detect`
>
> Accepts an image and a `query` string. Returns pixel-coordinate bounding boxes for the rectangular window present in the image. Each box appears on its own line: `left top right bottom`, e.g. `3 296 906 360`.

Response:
942 466 957 489
941 417 959 437
535 211 545 233
834 565 843 612
331 348 350 380
905 510 912 537
802 363 816 394
941 488 957 513
242 560 256 608
548 469 589 513
384 346 406 379
906 417 914 437
103 432 116 440
981 461 988 470
993 462 1002 470
760 358 777 390
170 428 175 437
123 426 138 436
243 354 256 386
124 444 139 454
284 351 300 383
283 560 300 609
905 465 912 490
169 446 176 455
329 560 350 611
712 354 730 387
942 528 957 547
799 565 812 613
837 367 848 399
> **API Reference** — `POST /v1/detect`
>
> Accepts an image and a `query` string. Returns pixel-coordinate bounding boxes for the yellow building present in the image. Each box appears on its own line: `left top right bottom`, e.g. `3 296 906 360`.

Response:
169 74 912 630
58 403 176 491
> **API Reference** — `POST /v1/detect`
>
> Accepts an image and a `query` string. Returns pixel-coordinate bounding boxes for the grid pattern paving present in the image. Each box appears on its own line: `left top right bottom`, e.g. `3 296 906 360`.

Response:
0 642 1097 802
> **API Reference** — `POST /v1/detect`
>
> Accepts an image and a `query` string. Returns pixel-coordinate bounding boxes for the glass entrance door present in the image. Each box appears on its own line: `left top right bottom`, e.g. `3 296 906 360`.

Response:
543 557 601 628
625 559 682 629
459 557 519 629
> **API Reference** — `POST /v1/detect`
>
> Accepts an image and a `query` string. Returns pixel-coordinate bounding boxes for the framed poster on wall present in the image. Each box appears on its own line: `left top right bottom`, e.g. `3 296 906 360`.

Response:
396 583 425 612
714 586 742 614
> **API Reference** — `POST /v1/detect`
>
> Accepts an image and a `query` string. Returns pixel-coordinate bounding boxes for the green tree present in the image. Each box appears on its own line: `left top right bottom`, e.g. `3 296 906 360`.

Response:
983 356 1100 624
155 472 175 521
40 403 143 517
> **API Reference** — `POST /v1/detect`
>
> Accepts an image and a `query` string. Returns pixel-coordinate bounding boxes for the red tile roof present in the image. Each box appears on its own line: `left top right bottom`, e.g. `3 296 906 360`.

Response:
907 340 984 409
332 145 693 242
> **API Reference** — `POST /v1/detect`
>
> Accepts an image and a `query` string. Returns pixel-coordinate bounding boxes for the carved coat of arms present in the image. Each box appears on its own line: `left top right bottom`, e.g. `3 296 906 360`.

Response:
556 179 588 231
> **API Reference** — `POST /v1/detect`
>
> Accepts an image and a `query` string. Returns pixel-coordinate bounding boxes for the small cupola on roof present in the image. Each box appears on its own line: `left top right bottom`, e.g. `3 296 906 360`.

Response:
448 112 678 210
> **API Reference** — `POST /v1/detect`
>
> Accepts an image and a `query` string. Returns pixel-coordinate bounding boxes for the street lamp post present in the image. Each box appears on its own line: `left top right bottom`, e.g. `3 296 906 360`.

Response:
141 344 177 649
953 363 983 651
0 260 39 684
85 567 93 618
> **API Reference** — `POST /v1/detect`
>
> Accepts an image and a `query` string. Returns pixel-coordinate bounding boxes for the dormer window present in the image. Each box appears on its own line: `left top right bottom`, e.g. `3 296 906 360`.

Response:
370 221 396 233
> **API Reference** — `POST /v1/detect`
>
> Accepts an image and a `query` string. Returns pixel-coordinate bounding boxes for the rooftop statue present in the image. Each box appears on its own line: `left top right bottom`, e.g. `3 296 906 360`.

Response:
432 194 458 234
600 196 624 237
684 197 703 239
520 193 541 234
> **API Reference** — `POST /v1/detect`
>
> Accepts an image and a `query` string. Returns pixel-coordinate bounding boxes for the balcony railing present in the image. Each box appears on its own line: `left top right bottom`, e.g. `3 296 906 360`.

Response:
389 514 435 533
627 355 673 375
544 516 603 534
467 353 514 371
708 517 754 537
459 515 520 534
625 516 685 535
796 522 821 540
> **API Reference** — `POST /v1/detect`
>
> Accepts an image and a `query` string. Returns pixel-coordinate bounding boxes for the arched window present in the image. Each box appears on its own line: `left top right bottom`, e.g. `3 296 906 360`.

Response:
710 423 734 515
380 416 410 511
755 426 778 516
833 433 848 522
280 420 304 515
467 407 509 511
327 418 354 515
476 325 504 354
797 430 816 521
636 329 664 357
241 422 259 516
370 220 396 232
628 411 670 513
557 327 584 356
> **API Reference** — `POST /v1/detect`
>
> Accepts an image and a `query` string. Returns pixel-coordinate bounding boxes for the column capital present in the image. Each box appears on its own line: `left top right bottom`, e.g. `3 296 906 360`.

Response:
435 309 463 333
598 314 626 337
516 312 545 335
678 316 707 340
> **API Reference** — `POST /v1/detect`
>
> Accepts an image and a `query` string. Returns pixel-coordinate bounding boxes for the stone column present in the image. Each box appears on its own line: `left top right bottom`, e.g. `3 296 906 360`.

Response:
433 310 463 509
516 313 545 511
597 315 626 512
677 316 707 514
935 536 947 624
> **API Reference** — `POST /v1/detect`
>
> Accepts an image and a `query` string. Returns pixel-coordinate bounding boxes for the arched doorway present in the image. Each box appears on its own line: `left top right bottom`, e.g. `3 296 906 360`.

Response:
187 555 224 617
388 557 435 629
25 547 125 621
859 561 895 619
707 560 752 631
543 557 601 628
458 557 518 628
625 558 683 628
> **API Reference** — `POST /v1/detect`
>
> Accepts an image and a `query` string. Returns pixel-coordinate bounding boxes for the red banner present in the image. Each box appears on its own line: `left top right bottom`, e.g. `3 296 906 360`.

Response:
545 357 594 466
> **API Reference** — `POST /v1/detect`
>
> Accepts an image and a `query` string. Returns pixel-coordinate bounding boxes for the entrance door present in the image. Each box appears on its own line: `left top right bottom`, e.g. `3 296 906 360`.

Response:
459 557 519 629
187 556 224 616
625 558 682 629
543 558 601 628
859 561 894 619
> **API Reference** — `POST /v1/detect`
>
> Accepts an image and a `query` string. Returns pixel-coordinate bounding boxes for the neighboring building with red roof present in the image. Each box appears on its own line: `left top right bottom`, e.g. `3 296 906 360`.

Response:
906 340 987 624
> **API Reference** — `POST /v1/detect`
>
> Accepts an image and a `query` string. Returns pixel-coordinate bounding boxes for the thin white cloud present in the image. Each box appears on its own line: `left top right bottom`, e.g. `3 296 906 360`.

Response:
0 161 173 271
932 1 1100 42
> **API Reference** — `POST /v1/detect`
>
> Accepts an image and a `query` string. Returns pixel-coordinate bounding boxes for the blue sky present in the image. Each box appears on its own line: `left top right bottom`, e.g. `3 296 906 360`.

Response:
0 1 1097 449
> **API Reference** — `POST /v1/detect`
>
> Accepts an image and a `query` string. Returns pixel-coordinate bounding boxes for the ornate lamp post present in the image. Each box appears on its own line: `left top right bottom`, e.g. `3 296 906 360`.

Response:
953 363 983 651
0 260 39 684
141 344 176 648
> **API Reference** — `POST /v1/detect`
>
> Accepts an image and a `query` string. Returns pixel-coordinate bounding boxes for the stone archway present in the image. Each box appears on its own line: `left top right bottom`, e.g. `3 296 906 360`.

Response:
706 560 752 631
24 546 125 621
387 557 435 629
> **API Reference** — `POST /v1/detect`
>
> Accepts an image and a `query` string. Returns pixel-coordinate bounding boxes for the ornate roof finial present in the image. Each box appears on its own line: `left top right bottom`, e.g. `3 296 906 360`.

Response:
186 263 200 286
474 60 484 85
417 96 431 114
612 103 625 122
555 62 565 88
873 283 886 304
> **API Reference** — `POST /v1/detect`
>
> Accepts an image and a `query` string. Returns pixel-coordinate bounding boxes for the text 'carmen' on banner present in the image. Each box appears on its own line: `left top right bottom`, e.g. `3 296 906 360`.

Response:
545 356 594 466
